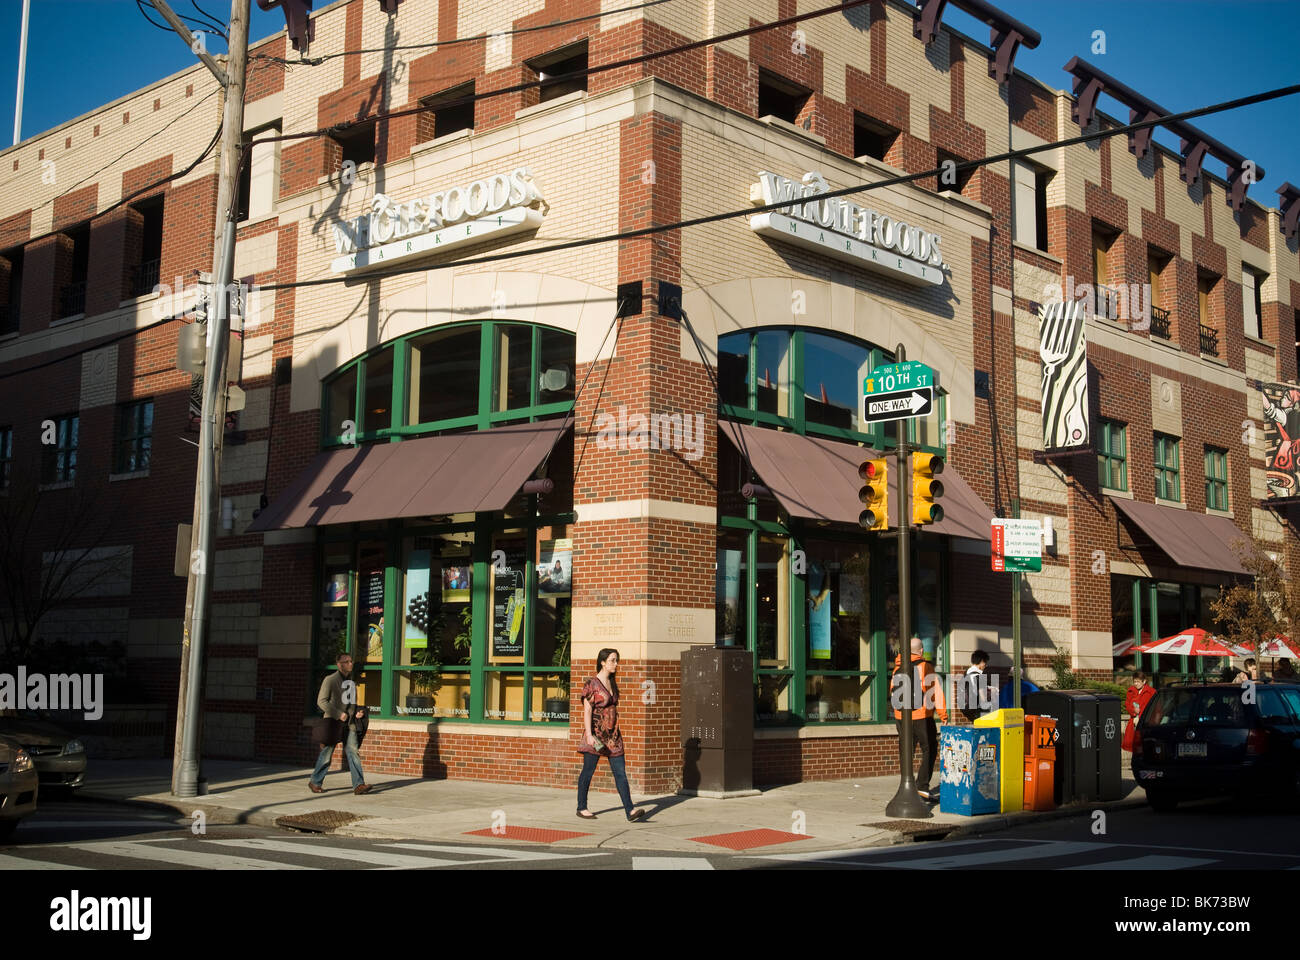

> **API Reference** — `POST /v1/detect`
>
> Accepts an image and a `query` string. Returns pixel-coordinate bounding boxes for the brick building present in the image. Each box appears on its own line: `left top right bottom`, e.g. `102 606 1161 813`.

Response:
1 0 1298 796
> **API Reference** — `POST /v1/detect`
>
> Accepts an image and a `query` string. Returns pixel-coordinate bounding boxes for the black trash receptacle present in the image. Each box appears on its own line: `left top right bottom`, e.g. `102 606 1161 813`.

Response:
1023 690 1099 804
1095 694 1123 800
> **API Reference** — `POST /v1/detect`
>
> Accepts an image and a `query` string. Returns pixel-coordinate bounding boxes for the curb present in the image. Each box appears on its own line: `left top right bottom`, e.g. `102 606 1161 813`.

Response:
78 789 286 831
936 796 1148 841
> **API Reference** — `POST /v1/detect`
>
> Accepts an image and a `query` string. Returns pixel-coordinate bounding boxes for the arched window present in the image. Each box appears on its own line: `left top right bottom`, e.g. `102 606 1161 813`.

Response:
313 321 576 727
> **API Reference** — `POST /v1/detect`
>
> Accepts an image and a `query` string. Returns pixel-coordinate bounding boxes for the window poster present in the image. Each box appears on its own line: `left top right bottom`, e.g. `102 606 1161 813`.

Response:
808 562 832 661
838 574 864 615
536 538 573 596
404 550 431 649
492 544 526 659
716 549 741 645
363 569 384 661
325 572 349 603
441 559 471 602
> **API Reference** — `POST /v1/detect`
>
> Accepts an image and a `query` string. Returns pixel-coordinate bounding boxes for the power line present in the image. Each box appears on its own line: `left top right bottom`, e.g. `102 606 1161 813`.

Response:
253 80 1300 295
251 0 680 65
248 0 875 146
0 313 190 383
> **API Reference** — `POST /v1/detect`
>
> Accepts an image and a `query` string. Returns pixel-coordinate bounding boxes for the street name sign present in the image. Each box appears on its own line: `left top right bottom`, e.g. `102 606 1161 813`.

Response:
991 518 1043 573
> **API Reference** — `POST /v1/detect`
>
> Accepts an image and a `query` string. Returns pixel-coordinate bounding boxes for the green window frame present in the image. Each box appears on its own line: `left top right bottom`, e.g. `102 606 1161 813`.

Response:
41 414 78 484
114 399 154 474
1097 419 1127 491
717 328 947 456
0 425 11 491
1154 432 1180 502
1204 446 1228 511
321 321 575 447
311 321 577 725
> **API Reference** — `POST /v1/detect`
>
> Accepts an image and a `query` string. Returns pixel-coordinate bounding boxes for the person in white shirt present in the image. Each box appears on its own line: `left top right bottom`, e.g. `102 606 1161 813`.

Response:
963 650 991 722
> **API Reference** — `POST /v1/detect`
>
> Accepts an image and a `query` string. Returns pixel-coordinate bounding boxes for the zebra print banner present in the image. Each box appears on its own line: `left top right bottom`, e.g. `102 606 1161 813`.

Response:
1039 300 1090 450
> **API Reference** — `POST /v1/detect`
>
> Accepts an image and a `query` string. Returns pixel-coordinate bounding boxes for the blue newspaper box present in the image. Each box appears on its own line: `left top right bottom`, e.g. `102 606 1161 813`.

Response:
939 726 1001 816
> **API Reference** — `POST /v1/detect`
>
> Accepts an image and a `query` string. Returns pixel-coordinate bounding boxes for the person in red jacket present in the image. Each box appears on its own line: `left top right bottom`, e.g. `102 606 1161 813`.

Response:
892 637 948 800
1122 671 1155 753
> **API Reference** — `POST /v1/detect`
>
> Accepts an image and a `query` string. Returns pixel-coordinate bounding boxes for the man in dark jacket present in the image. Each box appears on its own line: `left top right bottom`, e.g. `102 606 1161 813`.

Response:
309 653 371 794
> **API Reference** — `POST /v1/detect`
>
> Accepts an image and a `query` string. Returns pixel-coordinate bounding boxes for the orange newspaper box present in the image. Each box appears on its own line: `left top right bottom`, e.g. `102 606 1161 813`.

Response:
1023 715 1056 811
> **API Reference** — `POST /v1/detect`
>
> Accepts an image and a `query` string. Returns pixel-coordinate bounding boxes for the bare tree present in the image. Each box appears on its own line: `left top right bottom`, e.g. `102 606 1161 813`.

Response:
0 476 125 667
1210 537 1300 671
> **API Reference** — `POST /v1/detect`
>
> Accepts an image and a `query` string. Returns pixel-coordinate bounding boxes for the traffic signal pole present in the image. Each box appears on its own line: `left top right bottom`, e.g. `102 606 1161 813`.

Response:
162 0 250 797
886 343 929 819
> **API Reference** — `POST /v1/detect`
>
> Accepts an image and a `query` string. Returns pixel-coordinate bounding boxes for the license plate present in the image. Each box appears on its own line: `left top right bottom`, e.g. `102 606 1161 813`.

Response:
1178 742 1207 757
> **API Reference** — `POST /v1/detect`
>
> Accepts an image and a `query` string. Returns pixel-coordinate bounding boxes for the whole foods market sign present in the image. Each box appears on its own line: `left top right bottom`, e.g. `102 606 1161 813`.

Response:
749 171 946 285
331 167 545 274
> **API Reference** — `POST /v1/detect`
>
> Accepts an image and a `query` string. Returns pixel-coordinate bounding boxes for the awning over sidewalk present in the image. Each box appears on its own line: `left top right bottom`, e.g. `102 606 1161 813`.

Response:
1110 497 1249 575
248 418 570 531
726 422 994 539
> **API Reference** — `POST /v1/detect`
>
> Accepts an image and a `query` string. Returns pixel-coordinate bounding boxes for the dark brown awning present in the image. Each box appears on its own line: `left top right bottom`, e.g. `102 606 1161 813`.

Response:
727 423 994 539
248 419 570 532
1111 497 1249 575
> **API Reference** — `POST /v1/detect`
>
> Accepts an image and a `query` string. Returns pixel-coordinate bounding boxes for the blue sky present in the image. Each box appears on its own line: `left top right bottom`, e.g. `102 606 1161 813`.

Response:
2 0 1298 199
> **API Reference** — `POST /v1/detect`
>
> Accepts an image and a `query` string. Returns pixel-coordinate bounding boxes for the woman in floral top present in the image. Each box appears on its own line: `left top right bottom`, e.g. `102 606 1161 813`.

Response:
576 648 646 821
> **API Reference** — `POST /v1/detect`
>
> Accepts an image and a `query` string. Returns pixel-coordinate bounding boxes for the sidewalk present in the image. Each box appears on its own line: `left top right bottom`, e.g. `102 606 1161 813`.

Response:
78 759 1148 854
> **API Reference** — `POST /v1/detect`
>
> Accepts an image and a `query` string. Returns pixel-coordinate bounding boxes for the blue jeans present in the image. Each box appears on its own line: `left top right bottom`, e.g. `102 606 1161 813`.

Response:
311 728 364 789
577 752 635 816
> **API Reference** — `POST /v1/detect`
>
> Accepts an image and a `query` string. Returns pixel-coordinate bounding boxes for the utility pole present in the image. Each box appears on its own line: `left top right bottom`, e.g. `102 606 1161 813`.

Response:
155 0 251 797
13 0 31 145
885 343 929 819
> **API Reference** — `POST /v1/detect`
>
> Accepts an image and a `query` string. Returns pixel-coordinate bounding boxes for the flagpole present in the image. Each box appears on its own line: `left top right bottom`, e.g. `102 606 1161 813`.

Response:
13 0 31 146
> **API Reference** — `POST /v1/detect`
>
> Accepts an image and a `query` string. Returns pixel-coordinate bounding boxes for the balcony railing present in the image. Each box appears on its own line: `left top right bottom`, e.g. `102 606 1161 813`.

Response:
1093 285 1123 321
131 258 161 298
59 280 86 318
1199 323 1220 356
1150 305 1171 340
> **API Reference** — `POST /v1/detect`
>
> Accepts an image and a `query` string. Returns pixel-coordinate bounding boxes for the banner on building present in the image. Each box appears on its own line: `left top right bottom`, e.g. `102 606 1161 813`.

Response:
1255 379 1300 498
1038 300 1090 451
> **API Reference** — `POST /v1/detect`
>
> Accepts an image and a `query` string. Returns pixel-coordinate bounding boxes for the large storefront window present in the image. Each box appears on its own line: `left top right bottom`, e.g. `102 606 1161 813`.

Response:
717 511 946 726
311 321 577 723
1111 577 1227 683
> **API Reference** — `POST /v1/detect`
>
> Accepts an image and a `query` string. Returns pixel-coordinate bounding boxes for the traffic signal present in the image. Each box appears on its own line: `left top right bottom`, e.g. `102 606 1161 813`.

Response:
912 452 945 525
858 458 888 531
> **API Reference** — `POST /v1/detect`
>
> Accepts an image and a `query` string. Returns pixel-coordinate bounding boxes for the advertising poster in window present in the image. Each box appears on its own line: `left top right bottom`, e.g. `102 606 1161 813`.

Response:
1256 380 1300 498
404 550 431 649
808 562 832 661
362 569 385 661
536 538 572 596
492 545 526 659
716 549 740 645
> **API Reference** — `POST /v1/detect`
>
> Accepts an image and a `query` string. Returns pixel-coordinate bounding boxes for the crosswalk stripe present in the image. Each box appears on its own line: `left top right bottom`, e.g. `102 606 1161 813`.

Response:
0 853 90 870
1065 855 1218 870
205 838 462 869
866 841 1100 869
69 840 317 870
379 842 610 863
751 838 1006 864
632 857 714 870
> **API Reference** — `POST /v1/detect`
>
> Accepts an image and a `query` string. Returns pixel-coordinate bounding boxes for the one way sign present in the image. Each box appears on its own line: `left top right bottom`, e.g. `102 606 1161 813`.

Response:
861 386 934 425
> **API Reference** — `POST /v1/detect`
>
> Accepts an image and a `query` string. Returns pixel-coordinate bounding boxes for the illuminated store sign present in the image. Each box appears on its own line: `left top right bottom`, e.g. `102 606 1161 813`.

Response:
331 167 545 274
749 171 946 286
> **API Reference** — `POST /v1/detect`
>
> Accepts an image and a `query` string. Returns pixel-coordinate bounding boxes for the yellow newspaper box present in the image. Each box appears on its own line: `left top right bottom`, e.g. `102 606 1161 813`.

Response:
974 708 1024 812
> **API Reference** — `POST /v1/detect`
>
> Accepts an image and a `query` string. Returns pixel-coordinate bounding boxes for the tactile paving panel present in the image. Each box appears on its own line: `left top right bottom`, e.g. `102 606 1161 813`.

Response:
462 826 592 843
688 828 813 850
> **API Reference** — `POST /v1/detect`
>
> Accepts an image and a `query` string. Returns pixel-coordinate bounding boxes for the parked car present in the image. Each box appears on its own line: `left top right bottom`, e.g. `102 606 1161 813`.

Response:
1131 682 1300 811
0 734 39 840
0 710 87 792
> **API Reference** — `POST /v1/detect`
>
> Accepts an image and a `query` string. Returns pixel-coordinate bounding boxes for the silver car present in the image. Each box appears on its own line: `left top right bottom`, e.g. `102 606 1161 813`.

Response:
0 712 87 791
0 734 39 841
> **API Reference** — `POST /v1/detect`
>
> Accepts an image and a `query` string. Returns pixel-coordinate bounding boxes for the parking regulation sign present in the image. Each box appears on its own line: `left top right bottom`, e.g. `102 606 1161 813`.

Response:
991 518 1042 573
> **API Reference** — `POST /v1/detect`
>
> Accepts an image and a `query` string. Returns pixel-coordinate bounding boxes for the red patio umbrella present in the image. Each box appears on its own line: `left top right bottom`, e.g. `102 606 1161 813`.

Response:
1132 626 1238 657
